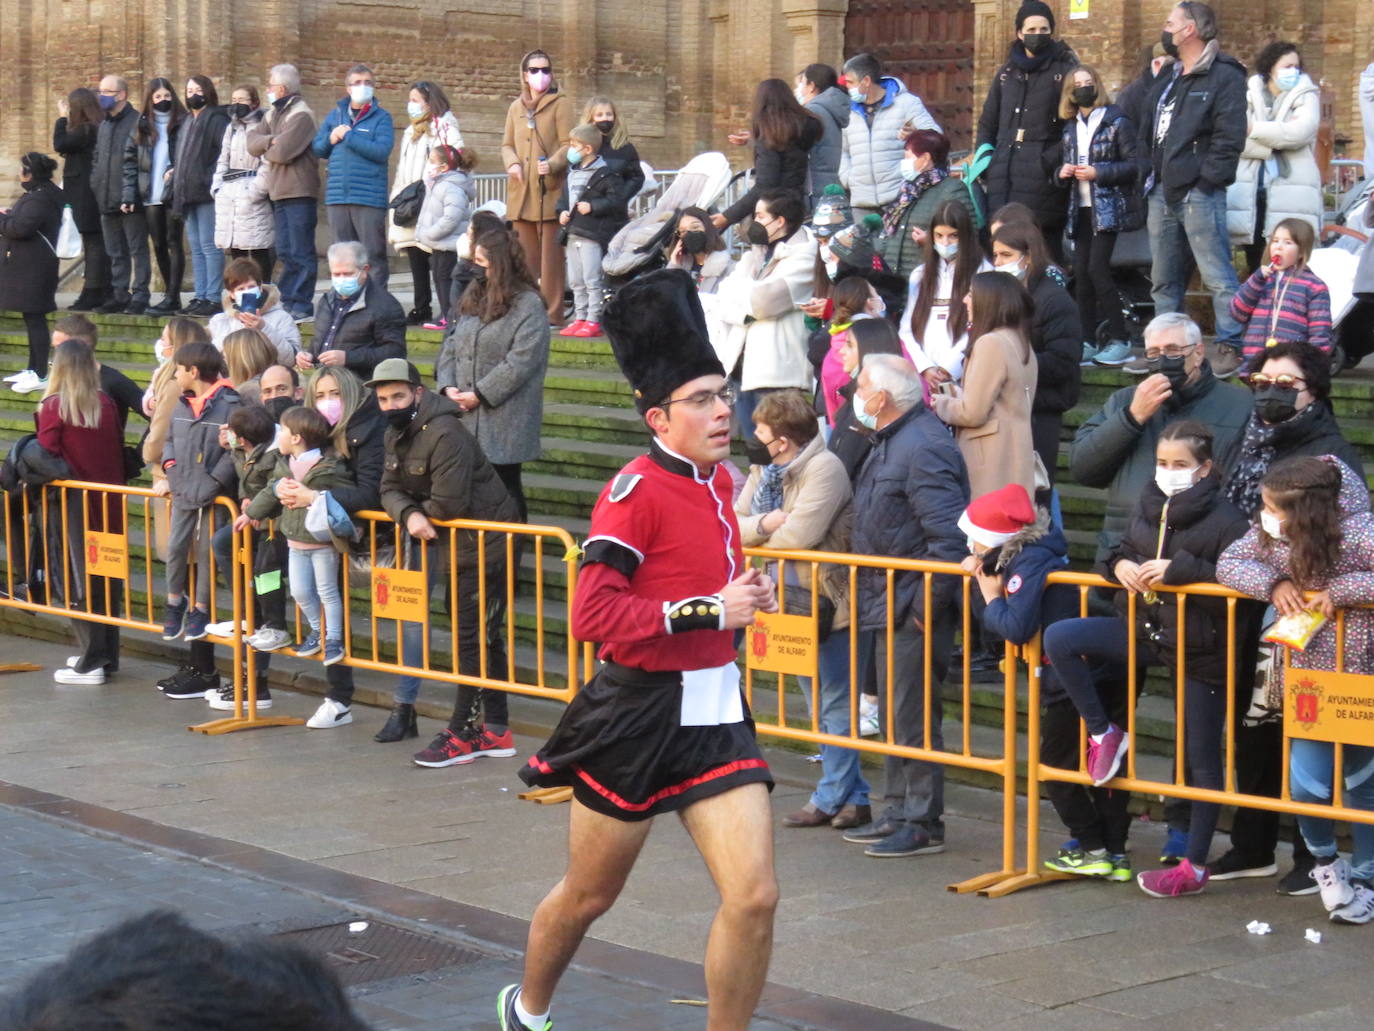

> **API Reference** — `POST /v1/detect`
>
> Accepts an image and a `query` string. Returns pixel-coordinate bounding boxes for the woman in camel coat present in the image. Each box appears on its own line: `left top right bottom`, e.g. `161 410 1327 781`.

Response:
931 271 1039 499
501 49 574 326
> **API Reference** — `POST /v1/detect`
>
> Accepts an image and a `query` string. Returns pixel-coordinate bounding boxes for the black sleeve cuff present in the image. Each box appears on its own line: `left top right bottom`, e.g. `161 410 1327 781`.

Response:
662 595 726 634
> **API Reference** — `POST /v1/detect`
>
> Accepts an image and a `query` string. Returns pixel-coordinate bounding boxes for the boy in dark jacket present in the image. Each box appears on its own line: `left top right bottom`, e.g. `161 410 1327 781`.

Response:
223 404 292 656
556 124 627 337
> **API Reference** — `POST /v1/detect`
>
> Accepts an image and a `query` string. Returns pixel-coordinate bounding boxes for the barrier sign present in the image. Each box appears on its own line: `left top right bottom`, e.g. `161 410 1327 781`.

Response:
1286 669 1374 747
86 531 128 580
745 611 817 678
371 567 428 621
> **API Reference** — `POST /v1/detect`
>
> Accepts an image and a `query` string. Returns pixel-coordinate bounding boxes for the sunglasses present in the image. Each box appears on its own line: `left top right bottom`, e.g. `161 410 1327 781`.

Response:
1246 373 1306 391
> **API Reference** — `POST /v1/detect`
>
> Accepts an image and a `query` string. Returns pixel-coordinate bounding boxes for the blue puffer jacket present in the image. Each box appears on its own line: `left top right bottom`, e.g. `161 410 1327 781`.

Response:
851 404 969 631
312 98 395 208
1061 104 1144 237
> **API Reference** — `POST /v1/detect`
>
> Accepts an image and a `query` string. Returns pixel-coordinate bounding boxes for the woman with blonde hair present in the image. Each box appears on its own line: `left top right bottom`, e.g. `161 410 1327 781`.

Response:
580 95 644 207
221 327 278 403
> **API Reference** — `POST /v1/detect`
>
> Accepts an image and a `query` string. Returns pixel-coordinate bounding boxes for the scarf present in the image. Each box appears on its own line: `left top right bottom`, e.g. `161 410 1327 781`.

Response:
751 462 787 516
409 113 432 142
1010 40 1057 73
1223 403 1326 516
881 167 949 238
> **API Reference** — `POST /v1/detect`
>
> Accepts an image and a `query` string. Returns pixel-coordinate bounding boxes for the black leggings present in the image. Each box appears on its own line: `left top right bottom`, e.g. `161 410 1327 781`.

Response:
1072 208 1125 343
432 251 457 321
24 312 51 377
226 247 273 286
145 204 185 299
406 247 432 314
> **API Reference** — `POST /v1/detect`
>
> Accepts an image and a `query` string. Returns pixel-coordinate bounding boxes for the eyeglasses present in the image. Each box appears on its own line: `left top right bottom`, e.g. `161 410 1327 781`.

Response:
1246 373 1306 391
526 66 551 75
660 385 736 410
98 89 120 97
1144 343 1195 360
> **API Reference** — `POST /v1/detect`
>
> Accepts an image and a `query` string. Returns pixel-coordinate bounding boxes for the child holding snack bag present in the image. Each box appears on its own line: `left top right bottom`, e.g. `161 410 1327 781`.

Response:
1218 454 1374 925
1228 218 1332 372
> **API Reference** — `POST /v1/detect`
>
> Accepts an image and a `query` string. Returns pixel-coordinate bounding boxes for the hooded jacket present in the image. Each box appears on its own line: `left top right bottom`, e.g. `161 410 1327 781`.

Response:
161 380 242 511
806 87 851 198
213 110 274 250
207 283 301 365
233 440 277 503
839 77 940 210
312 97 395 208
1227 72 1322 244
246 449 355 544
1061 103 1145 236
415 168 476 253
91 103 141 215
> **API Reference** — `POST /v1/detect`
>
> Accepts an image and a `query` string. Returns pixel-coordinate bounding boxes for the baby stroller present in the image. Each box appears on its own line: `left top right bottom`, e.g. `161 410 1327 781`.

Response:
1310 176 1374 372
601 151 735 288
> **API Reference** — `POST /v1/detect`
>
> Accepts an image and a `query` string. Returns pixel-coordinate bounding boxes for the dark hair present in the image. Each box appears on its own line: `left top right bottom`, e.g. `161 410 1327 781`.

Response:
431 144 473 172
265 363 301 388
1256 42 1301 82
66 87 104 130
1272 216 1316 266
753 388 819 449
992 220 1056 290
223 257 263 289
842 53 881 85
460 229 538 323
1260 456 1344 588
989 201 1036 231
53 312 98 347
228 404 278 446
231 83 261 109
968 271 1033 364
801 63 838 93
677 206 727 253
757 187 806 232
1177 0 1218 42
849 317 904 362
904 129 950 168
751 78 821 152
20 152 58 181
188 74 219 108
409 79 453 118
831 277 873 325
174 340 226 382
1158 419 1214 464
137 77 185 145
468 210 507 238
1256 340 1331 402
280 405 333 450
910 200 980 349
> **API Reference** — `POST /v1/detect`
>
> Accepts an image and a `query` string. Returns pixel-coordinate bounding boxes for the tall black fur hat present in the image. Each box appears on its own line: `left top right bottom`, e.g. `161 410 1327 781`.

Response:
601 268 726 414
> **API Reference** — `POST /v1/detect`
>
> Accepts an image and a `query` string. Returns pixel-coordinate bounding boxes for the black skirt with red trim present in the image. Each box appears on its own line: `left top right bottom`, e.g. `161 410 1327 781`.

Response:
519 662 774 822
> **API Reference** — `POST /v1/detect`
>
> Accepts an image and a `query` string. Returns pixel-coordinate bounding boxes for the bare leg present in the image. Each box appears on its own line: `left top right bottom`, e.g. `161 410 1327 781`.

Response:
679 782 779 1031
518 799 654 1014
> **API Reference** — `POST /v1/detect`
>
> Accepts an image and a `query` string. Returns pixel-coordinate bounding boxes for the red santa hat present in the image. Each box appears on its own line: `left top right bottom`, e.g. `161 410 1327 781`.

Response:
958 483 1036 548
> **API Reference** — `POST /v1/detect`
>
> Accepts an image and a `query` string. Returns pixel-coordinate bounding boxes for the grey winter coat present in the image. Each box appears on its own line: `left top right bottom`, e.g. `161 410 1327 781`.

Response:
161 381 242 512
840 77 940 211
415 170 475 253
434 288 550 465
805 87 851 199
213 112 274 250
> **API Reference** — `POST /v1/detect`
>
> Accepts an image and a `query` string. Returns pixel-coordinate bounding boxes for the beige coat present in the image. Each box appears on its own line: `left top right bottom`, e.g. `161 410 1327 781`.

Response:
735 434 854 630
500 91 573 222
931 328 1038 499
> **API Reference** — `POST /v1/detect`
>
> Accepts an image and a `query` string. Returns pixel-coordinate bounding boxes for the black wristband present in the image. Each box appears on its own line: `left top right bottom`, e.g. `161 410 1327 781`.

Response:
663 594 726 634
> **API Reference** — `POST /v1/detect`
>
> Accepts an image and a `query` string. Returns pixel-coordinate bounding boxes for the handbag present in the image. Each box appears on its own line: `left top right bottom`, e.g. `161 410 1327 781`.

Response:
389 180 425 227
36 207 83 262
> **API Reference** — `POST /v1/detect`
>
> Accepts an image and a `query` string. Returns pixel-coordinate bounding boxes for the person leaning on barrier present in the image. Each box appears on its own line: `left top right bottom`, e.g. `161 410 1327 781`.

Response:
844 353 969 858
301 240 406 381
358 357 521 761
51 314 144 432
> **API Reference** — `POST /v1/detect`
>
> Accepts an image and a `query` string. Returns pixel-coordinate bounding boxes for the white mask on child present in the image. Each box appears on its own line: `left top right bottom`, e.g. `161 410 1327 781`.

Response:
1154 466 1198 497
1260 510 1286 541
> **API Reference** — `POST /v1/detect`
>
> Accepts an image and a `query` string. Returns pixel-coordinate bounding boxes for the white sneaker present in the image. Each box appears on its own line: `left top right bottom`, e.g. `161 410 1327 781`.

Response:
1331 883 1374 924
306 698 352 729
3 369 31 383
54 667 105 685
206 685 273 711
10 370 47 394
66 655 80 667
247 627 293 652
859 695 880 738
206 619 248 637
1313 857 1355 912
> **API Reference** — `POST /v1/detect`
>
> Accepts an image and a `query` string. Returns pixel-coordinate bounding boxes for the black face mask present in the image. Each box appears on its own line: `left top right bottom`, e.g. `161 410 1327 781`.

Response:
153 99 173 113
1071 86 1098 107
186 94 207 111
1253 387 1301 425
263 396 297 422
594 120 615 135
469 266 487 284
1161 30 1181 58
1021 32 1052 54
384 403 418 430
1145 354 1191 394
682 230 708 255
746 221 771 247
271 93 291 111
229 103 251 121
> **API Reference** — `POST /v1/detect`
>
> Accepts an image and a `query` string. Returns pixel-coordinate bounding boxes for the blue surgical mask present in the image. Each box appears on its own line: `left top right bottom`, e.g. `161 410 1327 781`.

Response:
332 275 361 298
406 100 426 120
934 241 959 261
848 86 867 104
349 84 374 105
855 393 879 430
1275 67 1301 92
900 158 919 181
98 94 117 111
567 146 583 165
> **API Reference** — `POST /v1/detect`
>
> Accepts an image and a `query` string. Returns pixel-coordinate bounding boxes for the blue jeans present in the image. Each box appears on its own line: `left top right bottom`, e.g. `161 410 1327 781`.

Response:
805 631 871 813
183 202 223 301
1147 188 1241 344
287 546 343 642
272 197 318 315
1291 739 1374 882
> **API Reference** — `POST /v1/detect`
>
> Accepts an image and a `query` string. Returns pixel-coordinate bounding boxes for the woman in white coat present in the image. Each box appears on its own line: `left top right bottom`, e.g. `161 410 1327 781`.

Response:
1227 43 1322 274
713 188 818 464
212 85 274 284
389 80 464 325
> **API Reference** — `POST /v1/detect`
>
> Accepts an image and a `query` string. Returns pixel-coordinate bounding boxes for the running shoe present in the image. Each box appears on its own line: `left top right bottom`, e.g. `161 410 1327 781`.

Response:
1086 724 1128 786
1138 858 1209 898
1043 847 1113 877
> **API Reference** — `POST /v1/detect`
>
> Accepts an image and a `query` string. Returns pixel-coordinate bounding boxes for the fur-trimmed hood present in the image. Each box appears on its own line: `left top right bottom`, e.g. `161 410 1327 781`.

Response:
994 507 1060 571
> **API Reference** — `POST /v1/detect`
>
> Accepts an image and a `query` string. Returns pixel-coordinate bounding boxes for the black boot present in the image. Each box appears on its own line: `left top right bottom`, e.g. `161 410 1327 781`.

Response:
374 702 418 742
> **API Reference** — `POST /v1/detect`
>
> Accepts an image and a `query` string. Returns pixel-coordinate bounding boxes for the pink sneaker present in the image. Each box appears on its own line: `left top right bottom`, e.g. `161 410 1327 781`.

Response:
572 320 602 337
1086 723 1128 786
1137 857 1208 897
559 320 587 337
422 317 448 331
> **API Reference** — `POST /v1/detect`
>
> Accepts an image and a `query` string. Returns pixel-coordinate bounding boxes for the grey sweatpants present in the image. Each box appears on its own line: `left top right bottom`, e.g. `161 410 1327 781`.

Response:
565 235 605 322
166 505 222 608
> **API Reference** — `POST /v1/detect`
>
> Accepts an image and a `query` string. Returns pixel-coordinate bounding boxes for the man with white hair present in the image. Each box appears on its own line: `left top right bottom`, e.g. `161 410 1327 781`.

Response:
842 354 969 858
298 241 406 380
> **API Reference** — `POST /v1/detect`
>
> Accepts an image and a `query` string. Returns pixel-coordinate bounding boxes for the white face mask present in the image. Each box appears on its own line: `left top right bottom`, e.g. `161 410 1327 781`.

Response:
1260 510 1286 540
855 392 879 430
866 296 886 318
1154 466 1198 497
794 86 808 104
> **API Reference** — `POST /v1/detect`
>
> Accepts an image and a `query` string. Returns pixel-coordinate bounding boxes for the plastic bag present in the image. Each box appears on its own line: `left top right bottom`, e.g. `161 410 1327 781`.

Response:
1263 610 1328 652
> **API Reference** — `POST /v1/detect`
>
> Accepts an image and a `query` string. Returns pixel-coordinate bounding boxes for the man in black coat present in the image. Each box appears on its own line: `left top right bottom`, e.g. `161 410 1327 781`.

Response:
90 75 151 314
301 240 406 382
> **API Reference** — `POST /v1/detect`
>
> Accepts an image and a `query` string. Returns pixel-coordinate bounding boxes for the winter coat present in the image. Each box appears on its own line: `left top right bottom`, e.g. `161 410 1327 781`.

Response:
0 181 64 314
379 389 520 567
121 115 181 207
233 441 277 503
667 247 733 294
722 116 822 225
414 169 476 253
1227 73 1322 245
52 118 101 233
245 450 355 544
805 87 851 198
931 328 1038 499
207 283 301 364
90 104 140 215
556 164 628 247
434 288 550 465
310 280 407 380
826 379 871 480
35 393 126 531
976 38 1078 230
1141 40 1248 205
735 433 854 630
388 111 464 247
212 112 274 250
713 225 819 391
1061 104 1145 236
851 404 969 631
328 396 386 515
1116 62 1171 153
1219 456 1374 686
171 105 230 215
598 138 645 208
1229 265 1332 358
245 95 320 202
878 174 978 282
1105 473 1252 682
1069 364 1252 566
500 91 574 223
1028 273 1083 415
312 98 395 208
161 380 242 512
840 77 940 210
1222 402 1365 517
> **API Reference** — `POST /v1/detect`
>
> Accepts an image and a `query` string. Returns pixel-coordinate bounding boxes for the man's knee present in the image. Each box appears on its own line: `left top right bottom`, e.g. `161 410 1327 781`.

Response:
562 880 621 924
721 872 779 922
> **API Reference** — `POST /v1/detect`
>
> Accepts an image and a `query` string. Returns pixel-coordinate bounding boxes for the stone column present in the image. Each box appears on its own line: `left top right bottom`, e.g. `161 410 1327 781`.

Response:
782 0 849 73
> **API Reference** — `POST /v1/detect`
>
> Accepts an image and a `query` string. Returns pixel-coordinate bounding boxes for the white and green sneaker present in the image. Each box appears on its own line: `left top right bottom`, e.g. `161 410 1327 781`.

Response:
1044 847 1113 877
499 984 553 1031
1107 853 1134 883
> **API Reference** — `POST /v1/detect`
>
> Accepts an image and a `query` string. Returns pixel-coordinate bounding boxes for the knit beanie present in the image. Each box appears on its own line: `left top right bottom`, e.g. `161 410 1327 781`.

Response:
1015 1 1055 32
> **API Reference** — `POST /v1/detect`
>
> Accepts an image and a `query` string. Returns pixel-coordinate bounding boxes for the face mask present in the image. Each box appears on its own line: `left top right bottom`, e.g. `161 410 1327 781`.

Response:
316 397 344 426
233 287 260 309
746 221 772 247
349 84 374 105
567 146 583 165
1253 386 1300 425
526 70 551 91
848 85 867 104
1021 32 1051 54
1275 67 1301 92
470 266 488 283
271 92 290 110
1071 86 1098 107
1155 466 1199 497
263 396 295 423
1260 510 1285 541
595 119 615 135
406 100 426 120
228 102 250 120
332 275 361 298
681 230 708 254
98 94 117 111
794 87 808 104
867 296 887 318
1146 354 1190 393
1161 29 1181 58
384 403 418 430
186 94 207 111
855 393 879 430
934 241 958 261
998 260 1027 280
900 158 920 181
153 99 173 113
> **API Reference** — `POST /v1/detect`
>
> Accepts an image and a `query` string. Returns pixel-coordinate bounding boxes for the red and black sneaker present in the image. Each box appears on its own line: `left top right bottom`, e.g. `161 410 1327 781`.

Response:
412 725 516 768
464 725 517 762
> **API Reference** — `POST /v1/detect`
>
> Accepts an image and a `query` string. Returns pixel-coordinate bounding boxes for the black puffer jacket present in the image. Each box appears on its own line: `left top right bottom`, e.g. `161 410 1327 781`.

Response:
722 117 823 225
172 105 230 214
557 164 628 247
1029 273 1082 415
598 138 644 210
1104 473 1251 683
329 395 386 515
976 38 1078 231
0 180 64 314
90 104 140 215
